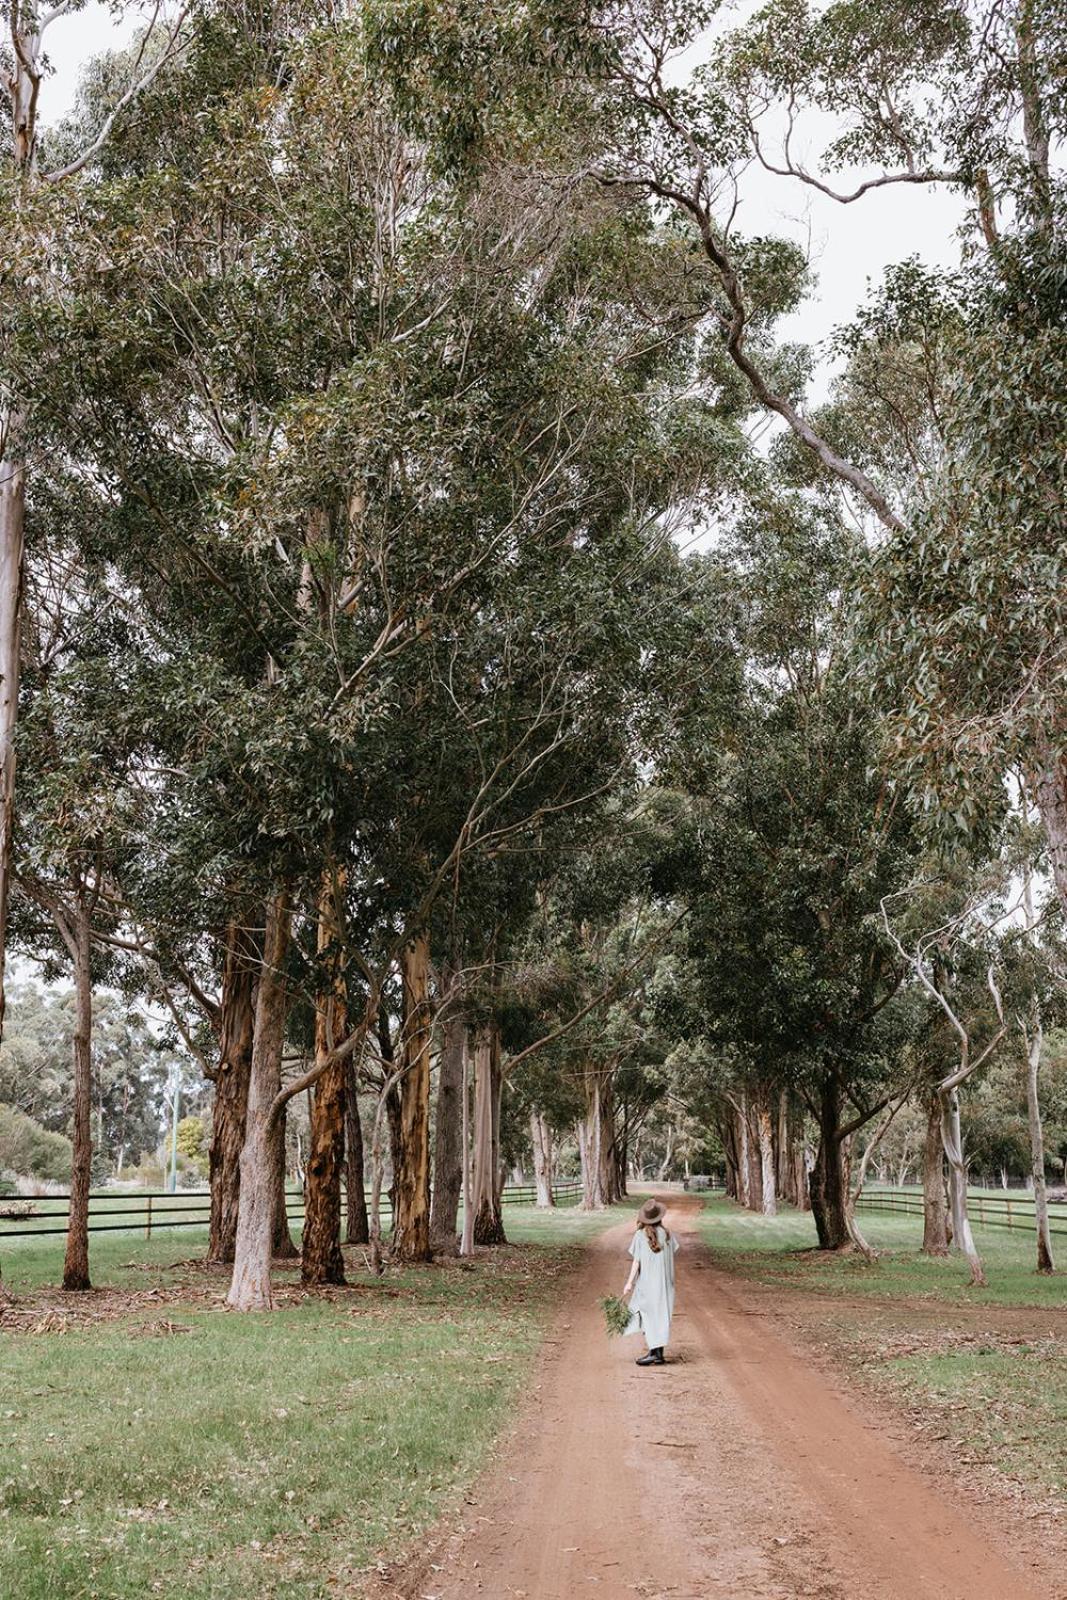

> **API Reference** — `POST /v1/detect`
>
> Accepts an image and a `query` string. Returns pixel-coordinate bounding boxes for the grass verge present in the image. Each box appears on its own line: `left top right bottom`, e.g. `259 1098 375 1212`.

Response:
0 1200 619 1600
696 1196 1067 1506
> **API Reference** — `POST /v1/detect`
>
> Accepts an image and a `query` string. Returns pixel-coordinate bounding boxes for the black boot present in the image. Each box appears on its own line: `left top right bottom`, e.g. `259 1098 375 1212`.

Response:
635 1347 665 1366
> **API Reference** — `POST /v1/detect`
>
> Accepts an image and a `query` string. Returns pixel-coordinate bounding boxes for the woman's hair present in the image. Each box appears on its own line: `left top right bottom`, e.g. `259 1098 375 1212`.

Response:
637 1220 670 1253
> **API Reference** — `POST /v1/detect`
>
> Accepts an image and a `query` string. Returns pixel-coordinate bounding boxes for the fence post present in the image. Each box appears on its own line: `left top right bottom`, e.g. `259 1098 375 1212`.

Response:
145 1195 152 1241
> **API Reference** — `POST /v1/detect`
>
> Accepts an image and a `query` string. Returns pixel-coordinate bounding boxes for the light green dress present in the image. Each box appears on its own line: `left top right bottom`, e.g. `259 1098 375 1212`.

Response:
626 1225 679 1350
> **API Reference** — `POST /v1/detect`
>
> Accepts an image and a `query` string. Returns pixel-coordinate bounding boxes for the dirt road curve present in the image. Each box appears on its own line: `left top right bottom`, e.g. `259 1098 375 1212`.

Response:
380 1195 1061 1600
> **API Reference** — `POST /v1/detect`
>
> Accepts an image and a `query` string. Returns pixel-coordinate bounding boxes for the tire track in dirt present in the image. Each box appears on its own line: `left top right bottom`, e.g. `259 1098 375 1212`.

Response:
371 1194 1062 1600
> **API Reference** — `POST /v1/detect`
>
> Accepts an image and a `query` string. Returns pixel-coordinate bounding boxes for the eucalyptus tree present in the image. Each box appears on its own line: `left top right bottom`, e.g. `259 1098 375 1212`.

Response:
881 877 1015 1286
10 0 736 1303
610 1 1067 922
0 2 187 1093
646 501 929 1249
0 464 177 1289
375 0 1067 934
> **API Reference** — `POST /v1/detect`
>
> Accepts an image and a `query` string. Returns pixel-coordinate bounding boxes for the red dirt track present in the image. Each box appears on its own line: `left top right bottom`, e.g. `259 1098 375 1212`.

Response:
374 1194 1062 1600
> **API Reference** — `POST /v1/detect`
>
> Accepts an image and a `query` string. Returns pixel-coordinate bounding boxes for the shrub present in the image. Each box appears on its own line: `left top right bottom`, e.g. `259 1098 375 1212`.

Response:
0 1104 72 1182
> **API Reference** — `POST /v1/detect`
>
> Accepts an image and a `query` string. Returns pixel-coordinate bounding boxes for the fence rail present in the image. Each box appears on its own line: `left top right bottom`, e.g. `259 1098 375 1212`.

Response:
0 1180 584 1240
856 1187 1067 1238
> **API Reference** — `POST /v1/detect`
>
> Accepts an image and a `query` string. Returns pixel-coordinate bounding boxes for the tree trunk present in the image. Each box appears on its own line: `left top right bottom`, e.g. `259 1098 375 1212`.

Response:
756 1100 777 1217
302 1059 345 1283
736 1095 752 1209
471 1029 506 1244
795 1139 811 1212
227 892 291 1311
345 1058 369 1245
429 1010 465 1253
272 1108 299 1259
775 1090 792 1204
658 1119 677 1184
939 1084 985 1286
460 1028 474 1256
207 922 257 1264
385 1082 402 1219
809 1076 850 1250
745 1095 764 1212
301 874 348 1286
614 1099 629 1199
921 1091 950 1256
1023 1014 1055 1274
579 1068 614 1210
530 1109 554 1208
392 932 433 1262
599 1078 621 1205
1033 743 1067 919
0 439 24 1056
63 909 93 1292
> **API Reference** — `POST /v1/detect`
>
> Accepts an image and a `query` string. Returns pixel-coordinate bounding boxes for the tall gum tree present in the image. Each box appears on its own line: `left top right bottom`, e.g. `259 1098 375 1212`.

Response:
0 0 187 1034
647 512 924 1251
373 0 1067 929
9 5 753 1308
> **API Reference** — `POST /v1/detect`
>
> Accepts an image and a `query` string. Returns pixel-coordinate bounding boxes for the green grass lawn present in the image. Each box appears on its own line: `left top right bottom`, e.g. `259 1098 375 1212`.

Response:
696 1194 1066 1307
0 1200 619 1600
696 1195 1067 1504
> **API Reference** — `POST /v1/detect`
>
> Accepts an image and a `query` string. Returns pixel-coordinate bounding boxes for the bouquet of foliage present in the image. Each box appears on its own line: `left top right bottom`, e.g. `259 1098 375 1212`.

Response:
600 1294 632 1337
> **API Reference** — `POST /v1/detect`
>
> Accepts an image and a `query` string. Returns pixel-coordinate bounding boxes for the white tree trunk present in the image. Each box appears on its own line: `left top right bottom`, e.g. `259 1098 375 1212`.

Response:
0 438 25 1046
530 1109 554 1208
656 1121 675 1182
578 1072 609 1210
1033 742 1067 919
227 892 291 1311
1023 1014 1055 1273
736 1095 752 1210
939 1086 985 1286
756 1104 777 1217
459 1033 474 1256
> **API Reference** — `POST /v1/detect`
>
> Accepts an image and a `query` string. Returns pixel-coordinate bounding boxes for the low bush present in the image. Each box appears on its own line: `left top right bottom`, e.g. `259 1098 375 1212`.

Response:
0 1103 72 1182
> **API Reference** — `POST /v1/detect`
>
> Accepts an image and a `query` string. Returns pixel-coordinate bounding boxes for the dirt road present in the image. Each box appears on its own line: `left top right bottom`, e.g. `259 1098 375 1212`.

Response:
379 1195 1061 1600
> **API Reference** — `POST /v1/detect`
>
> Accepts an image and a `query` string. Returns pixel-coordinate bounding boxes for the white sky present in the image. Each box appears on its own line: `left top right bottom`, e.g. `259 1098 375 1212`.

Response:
41 3 967 401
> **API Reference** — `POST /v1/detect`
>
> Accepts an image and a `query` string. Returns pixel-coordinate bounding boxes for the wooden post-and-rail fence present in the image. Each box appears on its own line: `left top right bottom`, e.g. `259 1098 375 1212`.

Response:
856 1187 1067 1238
0 1181 585 1241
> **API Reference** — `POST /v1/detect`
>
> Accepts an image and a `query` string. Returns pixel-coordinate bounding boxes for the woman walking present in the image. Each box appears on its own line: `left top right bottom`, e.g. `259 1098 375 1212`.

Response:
622 1198 679 1366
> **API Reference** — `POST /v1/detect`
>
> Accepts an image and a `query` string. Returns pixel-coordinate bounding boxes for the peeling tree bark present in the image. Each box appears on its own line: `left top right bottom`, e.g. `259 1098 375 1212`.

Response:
1032 745 1067 919
530 1109 554 1208
227 891 291 1311
272 1110 299 1260
302 871 348 1286
62 907 93 1292
0 438 24 1054
578 1071 609 1209
939 1085 985 1286
580 1064 621 1210
756 1100 777 1218
208 922 257 1264
1023 1012 1055 1274
736 1094 752 1210
392 932 433 1262
344 1058 369 1245
921 1091 950 1256
471 1028 506 1245
429 1009 465 1254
